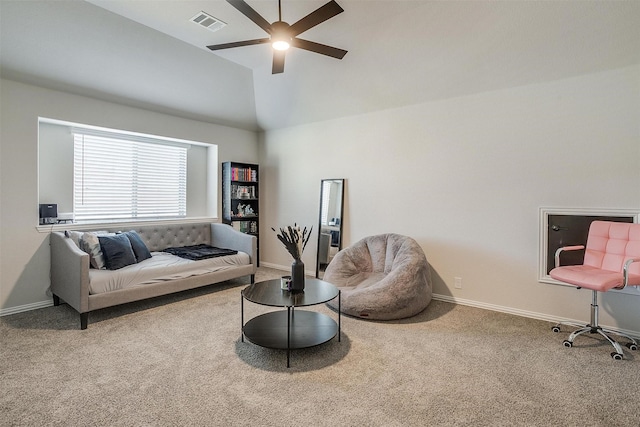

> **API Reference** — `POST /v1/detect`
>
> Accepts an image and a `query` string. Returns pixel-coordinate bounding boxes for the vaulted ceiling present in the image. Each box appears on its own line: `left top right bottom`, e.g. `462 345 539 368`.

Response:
1 1 638 131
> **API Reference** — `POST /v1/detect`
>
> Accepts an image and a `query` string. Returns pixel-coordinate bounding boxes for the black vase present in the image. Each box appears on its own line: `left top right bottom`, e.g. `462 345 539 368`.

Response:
291 258 305 292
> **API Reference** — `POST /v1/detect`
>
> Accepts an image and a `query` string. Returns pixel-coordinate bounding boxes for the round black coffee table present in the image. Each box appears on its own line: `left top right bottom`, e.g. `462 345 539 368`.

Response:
241 278 341 367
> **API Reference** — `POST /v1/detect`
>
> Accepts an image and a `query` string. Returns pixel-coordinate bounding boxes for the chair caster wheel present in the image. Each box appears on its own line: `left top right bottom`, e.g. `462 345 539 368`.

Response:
551 326 561 333
562 340 572 348
611 352 623 360
626 343 638 351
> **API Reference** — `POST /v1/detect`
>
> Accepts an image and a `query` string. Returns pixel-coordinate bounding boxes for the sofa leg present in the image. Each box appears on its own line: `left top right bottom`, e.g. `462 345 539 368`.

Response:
250 274 255 284
80 313 88 330
53 294 60 306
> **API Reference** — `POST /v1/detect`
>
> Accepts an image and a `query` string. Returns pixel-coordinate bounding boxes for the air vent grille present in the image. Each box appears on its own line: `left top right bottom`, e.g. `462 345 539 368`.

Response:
190 11 227 33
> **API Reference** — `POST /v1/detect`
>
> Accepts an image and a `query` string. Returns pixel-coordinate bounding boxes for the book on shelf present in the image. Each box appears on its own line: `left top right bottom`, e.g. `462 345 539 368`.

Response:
230 166 257 182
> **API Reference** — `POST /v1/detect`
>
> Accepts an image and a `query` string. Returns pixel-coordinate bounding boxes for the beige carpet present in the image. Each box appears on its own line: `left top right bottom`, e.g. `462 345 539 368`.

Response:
2 267 640 426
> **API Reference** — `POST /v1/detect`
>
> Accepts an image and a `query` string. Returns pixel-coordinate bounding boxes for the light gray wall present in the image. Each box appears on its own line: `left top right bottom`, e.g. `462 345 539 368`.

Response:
38 123 73 212
3 66 640 337
0 78 258 313
259 65 640 334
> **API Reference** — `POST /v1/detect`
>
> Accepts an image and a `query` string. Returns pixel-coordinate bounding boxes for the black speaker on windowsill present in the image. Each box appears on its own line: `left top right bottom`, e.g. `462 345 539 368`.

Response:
39 203 57 225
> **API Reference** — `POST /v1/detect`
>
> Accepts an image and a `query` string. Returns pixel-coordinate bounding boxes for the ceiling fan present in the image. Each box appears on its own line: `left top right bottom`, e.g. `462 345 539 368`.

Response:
207 0 347 74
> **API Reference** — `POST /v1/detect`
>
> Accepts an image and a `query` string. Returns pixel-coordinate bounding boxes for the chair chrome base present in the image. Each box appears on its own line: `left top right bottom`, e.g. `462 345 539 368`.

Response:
552 290 638 360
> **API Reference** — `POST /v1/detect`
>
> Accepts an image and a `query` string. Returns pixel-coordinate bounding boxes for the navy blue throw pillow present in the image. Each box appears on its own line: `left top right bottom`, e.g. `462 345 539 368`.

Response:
124 231 152 262
99 234 137 270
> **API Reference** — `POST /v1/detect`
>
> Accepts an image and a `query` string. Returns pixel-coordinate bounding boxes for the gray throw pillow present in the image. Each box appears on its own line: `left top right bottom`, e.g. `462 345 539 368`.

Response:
123 230 152 262
98 234 137 270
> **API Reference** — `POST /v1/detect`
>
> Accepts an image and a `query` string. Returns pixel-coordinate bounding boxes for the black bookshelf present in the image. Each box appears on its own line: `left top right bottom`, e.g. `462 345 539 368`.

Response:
222 161 259 265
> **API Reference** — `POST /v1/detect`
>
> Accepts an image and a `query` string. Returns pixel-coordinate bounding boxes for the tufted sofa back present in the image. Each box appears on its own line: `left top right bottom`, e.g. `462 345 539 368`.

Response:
105 223 212 252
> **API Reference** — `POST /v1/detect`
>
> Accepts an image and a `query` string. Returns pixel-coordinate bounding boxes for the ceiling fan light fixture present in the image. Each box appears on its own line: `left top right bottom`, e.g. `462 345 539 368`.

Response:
272 39 290 51
208 0 347 73
271 21 291 51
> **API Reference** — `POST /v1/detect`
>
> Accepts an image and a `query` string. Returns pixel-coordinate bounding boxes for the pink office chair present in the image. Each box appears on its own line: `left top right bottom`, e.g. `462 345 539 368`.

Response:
550 220 640 360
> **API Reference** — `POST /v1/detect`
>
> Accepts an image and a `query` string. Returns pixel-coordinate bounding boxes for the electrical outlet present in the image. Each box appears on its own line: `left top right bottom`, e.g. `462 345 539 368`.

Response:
454 277 462 289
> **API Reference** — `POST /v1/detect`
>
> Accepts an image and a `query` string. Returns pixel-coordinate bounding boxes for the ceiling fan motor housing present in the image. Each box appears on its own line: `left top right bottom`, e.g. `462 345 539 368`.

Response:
271 21 292 50
207 0 347 74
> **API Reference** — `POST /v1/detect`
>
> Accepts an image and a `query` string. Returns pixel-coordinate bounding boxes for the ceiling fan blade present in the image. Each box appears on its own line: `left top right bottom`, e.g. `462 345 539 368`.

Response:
289 0 344 36
272 50 285 74
227 0 273 34
207 38 270 51
291 38 347 59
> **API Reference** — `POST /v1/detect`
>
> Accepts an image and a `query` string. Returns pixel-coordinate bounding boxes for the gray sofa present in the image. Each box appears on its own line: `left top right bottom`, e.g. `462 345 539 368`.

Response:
50 222 257 329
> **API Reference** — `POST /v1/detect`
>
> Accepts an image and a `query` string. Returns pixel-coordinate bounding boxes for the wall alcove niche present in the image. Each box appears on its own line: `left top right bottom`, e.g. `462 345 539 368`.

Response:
538 207 640 295
37 117 217 228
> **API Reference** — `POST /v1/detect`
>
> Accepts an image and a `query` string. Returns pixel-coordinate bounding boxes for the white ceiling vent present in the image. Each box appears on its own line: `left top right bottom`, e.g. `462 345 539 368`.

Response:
190 11 227 33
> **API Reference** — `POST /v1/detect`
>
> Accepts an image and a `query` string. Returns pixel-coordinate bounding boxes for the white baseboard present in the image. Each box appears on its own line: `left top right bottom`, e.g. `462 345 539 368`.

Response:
0 300 53 317
262 266 640 338
2 278 638 339
432 293 640 339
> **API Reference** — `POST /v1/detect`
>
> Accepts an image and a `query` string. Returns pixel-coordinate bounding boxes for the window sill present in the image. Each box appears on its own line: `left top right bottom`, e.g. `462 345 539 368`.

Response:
36 216 219 233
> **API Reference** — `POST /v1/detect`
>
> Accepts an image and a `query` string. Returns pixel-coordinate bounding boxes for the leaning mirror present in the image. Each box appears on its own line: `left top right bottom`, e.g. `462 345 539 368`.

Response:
316 179 345 278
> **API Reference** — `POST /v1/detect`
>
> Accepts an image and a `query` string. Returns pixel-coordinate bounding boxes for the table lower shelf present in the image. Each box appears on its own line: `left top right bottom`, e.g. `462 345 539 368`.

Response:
243 310 337 350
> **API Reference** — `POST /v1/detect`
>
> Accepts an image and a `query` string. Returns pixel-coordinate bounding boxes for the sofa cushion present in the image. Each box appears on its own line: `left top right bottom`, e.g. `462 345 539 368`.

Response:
123 230 152 262
88 251 251 295
99 234 137 270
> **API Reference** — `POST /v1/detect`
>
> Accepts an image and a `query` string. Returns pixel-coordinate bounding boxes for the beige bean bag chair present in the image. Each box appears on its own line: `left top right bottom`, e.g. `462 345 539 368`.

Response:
324 233 432 320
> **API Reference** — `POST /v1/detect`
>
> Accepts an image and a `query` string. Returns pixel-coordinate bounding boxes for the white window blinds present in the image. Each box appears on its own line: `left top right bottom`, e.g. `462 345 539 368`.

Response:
73 132 187 222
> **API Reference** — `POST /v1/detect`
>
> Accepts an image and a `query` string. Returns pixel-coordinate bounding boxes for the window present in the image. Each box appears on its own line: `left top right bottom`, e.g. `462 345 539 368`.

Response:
38 118 216 226
73 131 187 222
320 182 331 225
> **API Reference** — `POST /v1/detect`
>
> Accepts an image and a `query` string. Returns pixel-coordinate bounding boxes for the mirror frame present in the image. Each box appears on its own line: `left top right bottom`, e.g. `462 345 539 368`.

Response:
316 179 345 278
